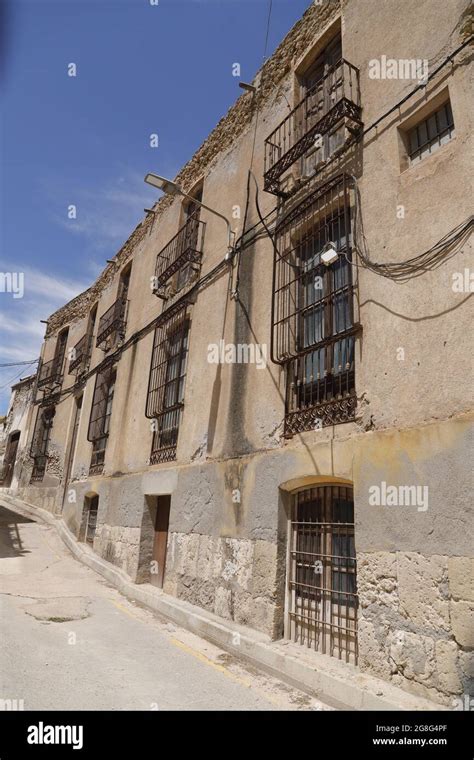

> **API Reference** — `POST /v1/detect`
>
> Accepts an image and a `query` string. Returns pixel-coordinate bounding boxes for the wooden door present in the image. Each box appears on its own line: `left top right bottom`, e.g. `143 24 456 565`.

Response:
151 496 171 588
2 432 20 487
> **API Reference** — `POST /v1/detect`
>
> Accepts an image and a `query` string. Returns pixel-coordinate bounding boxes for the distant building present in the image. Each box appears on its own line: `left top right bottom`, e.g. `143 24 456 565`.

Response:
0 375 36 490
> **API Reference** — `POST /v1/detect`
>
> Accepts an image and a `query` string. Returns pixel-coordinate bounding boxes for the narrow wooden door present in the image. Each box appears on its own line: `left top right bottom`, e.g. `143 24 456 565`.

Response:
151 496 171 588
2 432 20 487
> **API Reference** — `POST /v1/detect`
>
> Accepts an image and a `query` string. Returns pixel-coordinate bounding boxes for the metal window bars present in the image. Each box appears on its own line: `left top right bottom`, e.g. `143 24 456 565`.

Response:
145 303 190 464
69 332 93 375
36 357 63 390
288 484 358 663
153 213 205 299
264 59 362 195
87 363 116 474
408 100 454 163
96 297 128 348
271 174 358 435
29 405 56 481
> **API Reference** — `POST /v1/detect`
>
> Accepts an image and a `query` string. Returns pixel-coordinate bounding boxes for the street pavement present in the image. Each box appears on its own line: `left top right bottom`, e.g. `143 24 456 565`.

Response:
0 502 331 711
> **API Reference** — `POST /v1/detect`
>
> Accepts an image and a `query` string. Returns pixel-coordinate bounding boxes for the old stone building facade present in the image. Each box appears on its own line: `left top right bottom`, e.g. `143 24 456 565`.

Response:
0 376 36 492
2 1 472 707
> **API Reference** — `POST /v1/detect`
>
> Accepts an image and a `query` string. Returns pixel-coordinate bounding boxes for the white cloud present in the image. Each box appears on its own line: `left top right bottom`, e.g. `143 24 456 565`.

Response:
0 267 89 413
45 169 153 255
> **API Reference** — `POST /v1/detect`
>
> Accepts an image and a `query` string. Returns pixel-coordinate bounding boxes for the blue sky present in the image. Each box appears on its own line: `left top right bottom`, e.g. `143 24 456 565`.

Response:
0 0 310 412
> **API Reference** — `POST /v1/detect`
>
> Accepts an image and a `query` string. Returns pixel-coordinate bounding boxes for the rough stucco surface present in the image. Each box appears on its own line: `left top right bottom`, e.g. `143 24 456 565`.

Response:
1 378 36 490
5 0 473 708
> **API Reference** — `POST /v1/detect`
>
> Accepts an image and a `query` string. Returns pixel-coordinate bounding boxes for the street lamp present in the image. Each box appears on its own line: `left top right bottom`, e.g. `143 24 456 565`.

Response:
144 173 235 256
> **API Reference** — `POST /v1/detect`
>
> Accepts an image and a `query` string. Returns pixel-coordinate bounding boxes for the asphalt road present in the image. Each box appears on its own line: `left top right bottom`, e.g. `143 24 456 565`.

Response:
0 501 331 711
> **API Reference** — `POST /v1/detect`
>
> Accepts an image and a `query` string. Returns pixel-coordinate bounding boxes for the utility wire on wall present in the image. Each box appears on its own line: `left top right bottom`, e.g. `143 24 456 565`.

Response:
28 38 473 410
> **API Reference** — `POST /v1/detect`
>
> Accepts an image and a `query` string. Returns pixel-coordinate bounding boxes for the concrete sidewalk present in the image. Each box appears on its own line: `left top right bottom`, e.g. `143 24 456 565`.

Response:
0 491 444 711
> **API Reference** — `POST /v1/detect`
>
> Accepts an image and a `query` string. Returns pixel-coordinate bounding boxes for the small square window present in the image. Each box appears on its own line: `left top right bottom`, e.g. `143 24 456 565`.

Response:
407 100 454 164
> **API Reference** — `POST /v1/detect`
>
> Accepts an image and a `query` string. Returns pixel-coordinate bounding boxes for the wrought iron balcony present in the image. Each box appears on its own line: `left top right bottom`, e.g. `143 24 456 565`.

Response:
96 298 127 348
153 214 205 298
69 333 93 374
37 357 63 389
264 59 362 195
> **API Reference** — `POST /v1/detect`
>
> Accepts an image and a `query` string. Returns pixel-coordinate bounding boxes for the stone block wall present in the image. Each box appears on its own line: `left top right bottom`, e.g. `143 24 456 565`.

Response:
163 532 280 638
93 524 142 581
358 552 473 706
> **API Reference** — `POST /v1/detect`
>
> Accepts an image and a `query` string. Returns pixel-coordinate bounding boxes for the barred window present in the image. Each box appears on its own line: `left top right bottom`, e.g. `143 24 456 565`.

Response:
288 484 358 663
271 175 358 436
408 101 454 164
30 406 55 481
87 364 116 474
146 305 190 464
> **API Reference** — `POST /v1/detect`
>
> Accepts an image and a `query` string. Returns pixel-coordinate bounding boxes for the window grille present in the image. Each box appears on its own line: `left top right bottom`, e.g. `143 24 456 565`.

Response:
30 406 55 481
271 174 358 435
408 101 454 164
288 484 358 663
145 304 190 464
87 364 116 474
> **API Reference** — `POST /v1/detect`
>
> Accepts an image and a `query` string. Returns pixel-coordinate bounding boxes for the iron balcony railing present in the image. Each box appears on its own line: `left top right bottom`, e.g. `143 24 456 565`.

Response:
37 357 63 389
264 59 362 195
153 214 205 298
69 333 93 374
96 298 127 348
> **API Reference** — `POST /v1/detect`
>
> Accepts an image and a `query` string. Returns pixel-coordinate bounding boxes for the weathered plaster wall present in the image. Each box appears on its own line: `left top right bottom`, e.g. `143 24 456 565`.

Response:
59 413 472 705
9 0 473 707
0 377 36 491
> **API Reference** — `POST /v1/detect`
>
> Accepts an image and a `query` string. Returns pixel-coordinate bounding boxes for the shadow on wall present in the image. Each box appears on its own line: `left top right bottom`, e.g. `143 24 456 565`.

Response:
0 504 33 559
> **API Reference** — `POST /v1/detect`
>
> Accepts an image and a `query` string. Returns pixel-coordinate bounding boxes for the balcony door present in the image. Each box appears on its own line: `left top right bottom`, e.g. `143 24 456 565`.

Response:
178 188 203 289
182 188 202 252
299 36 343 174
53 328 69 378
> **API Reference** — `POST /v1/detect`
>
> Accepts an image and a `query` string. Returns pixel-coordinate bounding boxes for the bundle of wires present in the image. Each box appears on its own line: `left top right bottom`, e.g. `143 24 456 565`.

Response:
351 179 473 282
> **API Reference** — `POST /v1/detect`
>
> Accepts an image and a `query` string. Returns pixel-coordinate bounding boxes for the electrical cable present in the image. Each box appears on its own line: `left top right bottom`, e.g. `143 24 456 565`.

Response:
30 37 472 410
232 0 274 299
0 367 29 390
0 360 38 368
